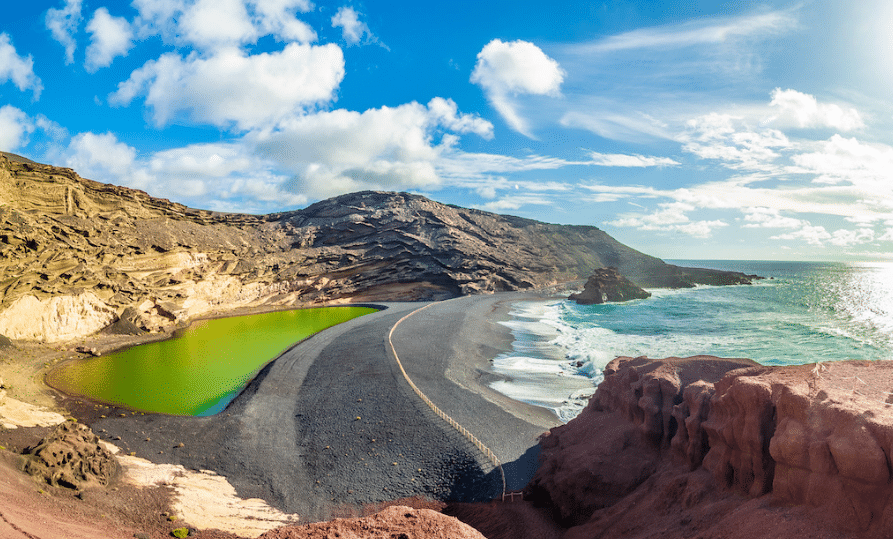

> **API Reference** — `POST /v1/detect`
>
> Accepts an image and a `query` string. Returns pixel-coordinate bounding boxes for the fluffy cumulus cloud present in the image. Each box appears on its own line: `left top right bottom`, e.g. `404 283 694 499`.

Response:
85 8 134 72
65 132 144 188
110 43 345 129
61 133 305 213
471 39 565 137
131 0 315 49
255 98 494 197
769 88 863 131
331 7 371 45
45 0 82 65
0 106 34 151
252 0 316 43
0 34 43 98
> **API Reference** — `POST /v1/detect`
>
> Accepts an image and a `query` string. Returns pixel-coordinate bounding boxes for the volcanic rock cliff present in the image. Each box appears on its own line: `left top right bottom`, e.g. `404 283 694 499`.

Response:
0 153 754 342
518 356 893 538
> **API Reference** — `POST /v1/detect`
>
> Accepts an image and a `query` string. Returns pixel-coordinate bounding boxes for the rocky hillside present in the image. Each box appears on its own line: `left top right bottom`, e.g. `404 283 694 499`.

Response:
0 153 755 342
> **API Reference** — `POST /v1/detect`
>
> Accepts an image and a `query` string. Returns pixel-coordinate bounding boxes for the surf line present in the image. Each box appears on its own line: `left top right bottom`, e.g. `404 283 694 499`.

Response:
387 298 507 498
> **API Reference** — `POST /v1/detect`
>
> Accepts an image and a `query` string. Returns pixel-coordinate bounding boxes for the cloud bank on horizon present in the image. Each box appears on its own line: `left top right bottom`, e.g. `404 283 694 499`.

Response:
2 0 893 261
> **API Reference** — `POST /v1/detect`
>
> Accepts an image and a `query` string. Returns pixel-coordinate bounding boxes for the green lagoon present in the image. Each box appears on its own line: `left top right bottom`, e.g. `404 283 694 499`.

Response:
48 306 377 416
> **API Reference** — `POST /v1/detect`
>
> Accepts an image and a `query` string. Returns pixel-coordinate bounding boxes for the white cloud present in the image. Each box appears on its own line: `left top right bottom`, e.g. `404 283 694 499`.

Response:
571 9 796 54
179 0 256 50
331 6 373 45
0 106 34 151
110 43 345 129
472 39 564 96
682 112 790 170
560 110 674 142
769 89 863 131
45 0 82 65
61 133 306 213
828 228 875 247
65 132 143 187
792 134 893 181
426 97 494 139
0 34 43 98
471 39 565 137
607 201 728 238
588 152 679 167
132 0 316 49
85 8 134 72
477 195 554 212
770 225 831 246
252 0 316 43
254 98 493 198
742 208 804 229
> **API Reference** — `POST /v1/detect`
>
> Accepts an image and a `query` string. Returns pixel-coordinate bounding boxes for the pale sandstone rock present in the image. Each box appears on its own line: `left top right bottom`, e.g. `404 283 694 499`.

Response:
0 293 116 342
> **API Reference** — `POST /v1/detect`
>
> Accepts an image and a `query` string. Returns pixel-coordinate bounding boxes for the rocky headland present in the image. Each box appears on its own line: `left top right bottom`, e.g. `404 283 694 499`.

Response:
0 152 755 344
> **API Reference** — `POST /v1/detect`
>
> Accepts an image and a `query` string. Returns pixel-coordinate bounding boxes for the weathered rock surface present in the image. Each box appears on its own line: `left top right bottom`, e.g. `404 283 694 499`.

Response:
0 154 757 342
258 505 486 539
568 267 651 304
22 421 118 490
524 356 893 538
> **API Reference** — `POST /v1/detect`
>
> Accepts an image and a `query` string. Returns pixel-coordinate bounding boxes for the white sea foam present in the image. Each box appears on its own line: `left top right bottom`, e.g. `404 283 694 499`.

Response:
488 261 893 422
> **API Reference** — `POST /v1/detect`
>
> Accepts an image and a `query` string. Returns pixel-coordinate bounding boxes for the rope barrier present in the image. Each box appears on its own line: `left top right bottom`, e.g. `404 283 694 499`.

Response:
388 300 507 499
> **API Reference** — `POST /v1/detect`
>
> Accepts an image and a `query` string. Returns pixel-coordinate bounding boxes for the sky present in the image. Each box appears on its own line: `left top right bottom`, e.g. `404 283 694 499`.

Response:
2 1 893 261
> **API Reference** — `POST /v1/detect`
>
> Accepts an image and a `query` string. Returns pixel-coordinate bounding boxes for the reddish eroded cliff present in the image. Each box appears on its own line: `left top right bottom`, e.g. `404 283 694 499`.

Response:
524 356 893 538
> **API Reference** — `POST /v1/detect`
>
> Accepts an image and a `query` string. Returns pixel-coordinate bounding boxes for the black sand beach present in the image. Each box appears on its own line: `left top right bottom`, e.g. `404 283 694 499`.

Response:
78 293 560 522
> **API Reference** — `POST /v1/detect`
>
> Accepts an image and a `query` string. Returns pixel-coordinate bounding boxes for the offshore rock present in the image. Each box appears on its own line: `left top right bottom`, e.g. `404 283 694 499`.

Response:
0 154 758 342
568 267 651 304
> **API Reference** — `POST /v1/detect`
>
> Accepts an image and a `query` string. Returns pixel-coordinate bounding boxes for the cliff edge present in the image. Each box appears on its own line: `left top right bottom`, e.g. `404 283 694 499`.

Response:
518 356 893 538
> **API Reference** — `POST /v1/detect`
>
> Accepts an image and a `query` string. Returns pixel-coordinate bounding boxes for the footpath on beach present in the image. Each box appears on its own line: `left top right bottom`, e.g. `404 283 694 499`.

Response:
86 293 557 522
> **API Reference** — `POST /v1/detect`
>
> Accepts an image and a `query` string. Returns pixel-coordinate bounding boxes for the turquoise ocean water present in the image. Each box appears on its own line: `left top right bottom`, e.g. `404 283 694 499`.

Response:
490 260 893 421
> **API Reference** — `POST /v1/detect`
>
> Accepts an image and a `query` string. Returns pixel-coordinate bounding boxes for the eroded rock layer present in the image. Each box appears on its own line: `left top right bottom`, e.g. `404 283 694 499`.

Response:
0 154 755 342
525 356 893 537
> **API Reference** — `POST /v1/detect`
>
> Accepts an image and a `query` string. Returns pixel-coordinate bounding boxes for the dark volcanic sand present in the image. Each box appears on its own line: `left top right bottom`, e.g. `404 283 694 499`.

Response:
69 295 557 523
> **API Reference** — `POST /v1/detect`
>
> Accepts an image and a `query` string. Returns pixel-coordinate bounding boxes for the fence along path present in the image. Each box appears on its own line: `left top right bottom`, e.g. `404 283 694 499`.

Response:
387 300 507 499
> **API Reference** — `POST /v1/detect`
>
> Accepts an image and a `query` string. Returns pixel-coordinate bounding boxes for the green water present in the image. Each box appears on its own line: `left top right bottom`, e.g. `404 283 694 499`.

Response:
48 306 377 416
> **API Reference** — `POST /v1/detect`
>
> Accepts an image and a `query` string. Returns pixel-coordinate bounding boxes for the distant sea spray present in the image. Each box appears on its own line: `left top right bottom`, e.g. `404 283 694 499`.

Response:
490 261 893 421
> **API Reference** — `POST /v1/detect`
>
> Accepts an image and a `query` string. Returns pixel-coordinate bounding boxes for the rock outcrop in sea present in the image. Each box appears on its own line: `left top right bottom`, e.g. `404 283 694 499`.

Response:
0 154 755 342
522 356 893 538
568 267 651 304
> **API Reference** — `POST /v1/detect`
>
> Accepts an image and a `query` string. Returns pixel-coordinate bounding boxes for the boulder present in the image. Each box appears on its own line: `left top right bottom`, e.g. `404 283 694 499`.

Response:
22 421 118 490
569 267 651 304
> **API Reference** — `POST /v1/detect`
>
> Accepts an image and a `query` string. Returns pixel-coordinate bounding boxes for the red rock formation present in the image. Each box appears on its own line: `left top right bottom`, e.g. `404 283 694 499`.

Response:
523 356 893 538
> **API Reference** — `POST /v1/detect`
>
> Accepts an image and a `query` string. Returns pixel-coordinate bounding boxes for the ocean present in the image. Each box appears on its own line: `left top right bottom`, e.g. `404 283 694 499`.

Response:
490 260 893 422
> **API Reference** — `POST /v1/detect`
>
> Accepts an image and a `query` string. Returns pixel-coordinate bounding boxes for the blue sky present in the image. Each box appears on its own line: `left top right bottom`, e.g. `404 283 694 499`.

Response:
2 0 893 261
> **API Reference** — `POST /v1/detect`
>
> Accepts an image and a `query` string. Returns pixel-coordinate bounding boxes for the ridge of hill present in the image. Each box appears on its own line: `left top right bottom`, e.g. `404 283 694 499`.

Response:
0 153 755 342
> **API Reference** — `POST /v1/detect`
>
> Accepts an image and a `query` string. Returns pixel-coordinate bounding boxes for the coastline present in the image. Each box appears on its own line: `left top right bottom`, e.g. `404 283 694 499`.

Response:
0 291 564 534
63 294 554 518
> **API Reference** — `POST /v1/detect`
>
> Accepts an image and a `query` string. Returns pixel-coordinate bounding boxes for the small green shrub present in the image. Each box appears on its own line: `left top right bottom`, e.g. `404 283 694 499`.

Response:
171 528 189 538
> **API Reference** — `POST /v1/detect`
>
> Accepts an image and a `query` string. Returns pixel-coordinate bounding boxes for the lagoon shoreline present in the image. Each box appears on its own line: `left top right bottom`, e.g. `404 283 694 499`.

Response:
53 292 562 524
